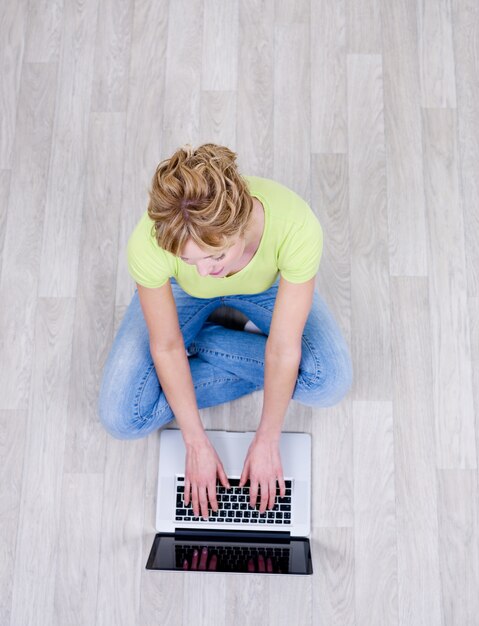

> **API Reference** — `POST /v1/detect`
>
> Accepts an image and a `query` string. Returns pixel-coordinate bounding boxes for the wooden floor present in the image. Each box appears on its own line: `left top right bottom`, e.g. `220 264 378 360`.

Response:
1 1 478 624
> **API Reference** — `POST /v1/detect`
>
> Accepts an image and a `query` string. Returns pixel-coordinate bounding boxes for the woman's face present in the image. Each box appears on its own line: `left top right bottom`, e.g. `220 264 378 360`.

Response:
179 236 246 278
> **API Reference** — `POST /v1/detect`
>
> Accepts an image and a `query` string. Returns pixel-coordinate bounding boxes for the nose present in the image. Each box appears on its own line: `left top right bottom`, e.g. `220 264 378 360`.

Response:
196 261 213 276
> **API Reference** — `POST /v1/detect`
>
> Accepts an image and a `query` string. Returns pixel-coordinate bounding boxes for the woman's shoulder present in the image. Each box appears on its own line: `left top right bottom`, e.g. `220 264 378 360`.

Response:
243 174 299 199
127 210 176 288
245 175 319 228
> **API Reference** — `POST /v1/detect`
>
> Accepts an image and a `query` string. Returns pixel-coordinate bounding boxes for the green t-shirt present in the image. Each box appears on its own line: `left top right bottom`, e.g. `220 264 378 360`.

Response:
127 175 323 298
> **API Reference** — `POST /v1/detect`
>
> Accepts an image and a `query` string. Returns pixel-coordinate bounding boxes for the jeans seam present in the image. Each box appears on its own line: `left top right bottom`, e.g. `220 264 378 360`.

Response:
194 375 242 389
191 346 265 367
134 363 159 422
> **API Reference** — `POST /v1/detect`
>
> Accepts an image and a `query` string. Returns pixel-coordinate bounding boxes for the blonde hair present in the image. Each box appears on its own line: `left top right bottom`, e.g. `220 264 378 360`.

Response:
147 143 254 256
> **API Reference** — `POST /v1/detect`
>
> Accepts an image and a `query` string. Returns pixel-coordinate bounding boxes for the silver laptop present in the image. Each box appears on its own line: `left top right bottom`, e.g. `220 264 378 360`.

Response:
146 429 313 575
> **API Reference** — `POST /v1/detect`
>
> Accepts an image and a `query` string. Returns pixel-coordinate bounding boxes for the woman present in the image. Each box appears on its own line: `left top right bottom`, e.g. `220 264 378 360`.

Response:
98 143 352 521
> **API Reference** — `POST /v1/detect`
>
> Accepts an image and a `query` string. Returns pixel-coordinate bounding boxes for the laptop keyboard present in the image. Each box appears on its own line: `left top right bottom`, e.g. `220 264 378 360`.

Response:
175 477 292 525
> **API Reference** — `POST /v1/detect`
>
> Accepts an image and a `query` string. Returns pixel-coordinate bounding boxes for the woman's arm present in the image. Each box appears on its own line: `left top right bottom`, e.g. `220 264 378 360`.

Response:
137 282 230 519
239 276 316 512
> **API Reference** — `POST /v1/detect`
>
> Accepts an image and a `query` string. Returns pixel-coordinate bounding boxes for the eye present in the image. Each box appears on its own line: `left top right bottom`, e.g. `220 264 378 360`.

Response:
215 253 226 261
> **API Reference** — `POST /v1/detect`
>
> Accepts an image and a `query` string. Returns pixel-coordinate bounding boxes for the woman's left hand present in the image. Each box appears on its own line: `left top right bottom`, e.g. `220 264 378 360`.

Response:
239 433 286 513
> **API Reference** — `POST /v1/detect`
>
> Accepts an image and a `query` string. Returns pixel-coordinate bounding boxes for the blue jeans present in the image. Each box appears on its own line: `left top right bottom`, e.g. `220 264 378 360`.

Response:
98 278 353 439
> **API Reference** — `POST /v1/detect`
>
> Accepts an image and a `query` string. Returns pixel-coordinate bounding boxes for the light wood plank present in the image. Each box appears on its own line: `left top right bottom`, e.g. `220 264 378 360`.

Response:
451 0 479 296
353 401 398 626
114 0 169 308
182 574 226 626
311 0 347 154
63 112 125 474
390 277 442 625
380 0 428 276
312 528 355 626
469 296 479 467
437 470 479 625
422 107 476 469
225 576 268 625
268 576 312 625
469 297 479 367
91 0 133 112
274 22 311 200
96 437 148 626
0 63 57 410
160 0 203 154
10 298 76 626
0 170 11 280
202 0 239 92
312 403 353 528
24 0 63 63
347 54 391 401
52 474 103 626
38 0 99 297
236 0 274 176
347 0 381 53
312 154 350 340
418 0 457 108
310 142 352 536
0 410 27 626
274 0 310 24
139 430 184 626
0 0 28 168
199 91 237 150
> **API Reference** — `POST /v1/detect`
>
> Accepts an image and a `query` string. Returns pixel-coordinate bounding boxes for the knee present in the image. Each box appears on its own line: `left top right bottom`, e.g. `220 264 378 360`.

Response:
295 349 353 408
97 376 171 441
97 391 140 440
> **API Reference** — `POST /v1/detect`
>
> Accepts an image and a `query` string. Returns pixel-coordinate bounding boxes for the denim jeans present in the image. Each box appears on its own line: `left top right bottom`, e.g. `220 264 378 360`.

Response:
98 278 353 440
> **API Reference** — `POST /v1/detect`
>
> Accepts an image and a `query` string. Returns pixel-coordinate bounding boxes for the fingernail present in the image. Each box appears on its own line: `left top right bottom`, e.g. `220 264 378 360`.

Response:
193 549 198 556
202 547 207 553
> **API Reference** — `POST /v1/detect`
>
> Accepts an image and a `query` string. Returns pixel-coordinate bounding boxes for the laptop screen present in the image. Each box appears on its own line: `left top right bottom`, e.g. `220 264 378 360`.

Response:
146 531 313 575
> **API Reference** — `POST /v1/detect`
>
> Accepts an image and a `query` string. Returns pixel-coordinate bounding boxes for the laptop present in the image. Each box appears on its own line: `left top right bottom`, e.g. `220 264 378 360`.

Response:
145 429 313 575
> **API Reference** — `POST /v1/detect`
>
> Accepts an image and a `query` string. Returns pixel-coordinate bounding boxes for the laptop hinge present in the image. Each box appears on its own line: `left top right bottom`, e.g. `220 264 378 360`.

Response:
174 528 291 542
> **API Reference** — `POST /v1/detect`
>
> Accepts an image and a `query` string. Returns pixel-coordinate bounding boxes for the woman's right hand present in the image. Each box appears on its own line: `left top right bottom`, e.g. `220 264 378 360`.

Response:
183 435 230 519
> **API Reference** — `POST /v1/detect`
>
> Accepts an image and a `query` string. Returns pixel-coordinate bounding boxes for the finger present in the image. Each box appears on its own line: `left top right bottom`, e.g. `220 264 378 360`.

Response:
259 480 269 514
184 478 191 506
192 485 200 518
198 485 209 520
247 558 255 572
278 472 286 499
258 554 266 573
208 554 217 571
239 460 249 488
191 549 199 570
199 546 208 570
267 557 273 573
249 480 259 509
207 481 218 512
268 479 277 509
183 559 189 570
217 463 230 490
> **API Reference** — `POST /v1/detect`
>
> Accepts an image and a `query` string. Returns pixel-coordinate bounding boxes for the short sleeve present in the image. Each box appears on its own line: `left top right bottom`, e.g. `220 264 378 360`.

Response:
126 214 172 288
277 214 323 283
